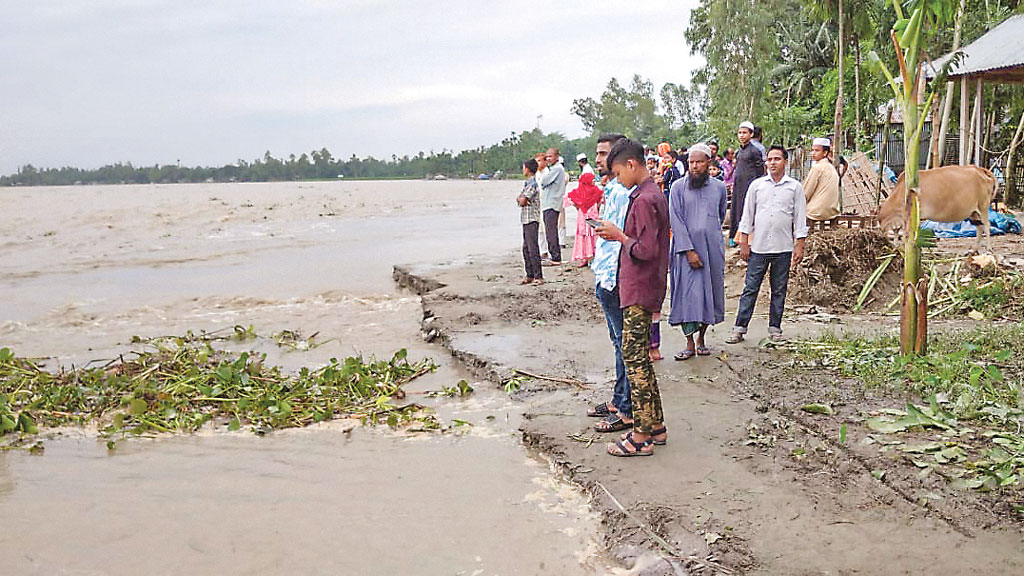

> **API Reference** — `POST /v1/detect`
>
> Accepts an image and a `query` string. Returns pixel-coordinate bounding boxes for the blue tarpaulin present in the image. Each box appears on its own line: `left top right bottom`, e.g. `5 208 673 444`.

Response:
921 209 1022 238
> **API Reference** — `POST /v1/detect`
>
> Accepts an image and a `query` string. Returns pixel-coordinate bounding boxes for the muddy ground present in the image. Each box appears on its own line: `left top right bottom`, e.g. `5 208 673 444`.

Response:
394 230 1024 575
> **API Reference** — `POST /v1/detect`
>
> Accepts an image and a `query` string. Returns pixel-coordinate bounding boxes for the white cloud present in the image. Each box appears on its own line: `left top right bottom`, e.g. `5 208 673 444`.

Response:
0 1 704 173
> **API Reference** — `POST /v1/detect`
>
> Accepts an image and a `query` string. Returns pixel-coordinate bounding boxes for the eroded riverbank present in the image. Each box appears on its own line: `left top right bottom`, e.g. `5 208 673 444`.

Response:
395 249 1024 575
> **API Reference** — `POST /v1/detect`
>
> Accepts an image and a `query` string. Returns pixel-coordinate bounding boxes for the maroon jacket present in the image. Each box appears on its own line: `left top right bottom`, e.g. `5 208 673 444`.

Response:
618 178 670 313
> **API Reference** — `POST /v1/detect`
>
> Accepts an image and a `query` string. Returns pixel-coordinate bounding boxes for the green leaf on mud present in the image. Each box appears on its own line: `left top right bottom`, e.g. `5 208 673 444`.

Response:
17 412 38 434
902 403 954 430
934 446 966 464
867 401 956 435
950 478 986 490
129 399 148 415
800 403 833 415
901 442 944 453
866 417 908 434
228 417 241 431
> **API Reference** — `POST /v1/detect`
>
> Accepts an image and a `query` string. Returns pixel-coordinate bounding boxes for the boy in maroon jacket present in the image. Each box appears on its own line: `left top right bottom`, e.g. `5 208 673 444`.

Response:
594 138 670 457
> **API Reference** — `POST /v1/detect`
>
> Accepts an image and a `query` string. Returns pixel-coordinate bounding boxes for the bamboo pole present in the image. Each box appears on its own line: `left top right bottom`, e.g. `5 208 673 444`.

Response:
936 0 966 167
927 93 943 169
974 78 983 166
855 38 862 151
960 77 969 165
1006 109 1024 207
877 106 893 208
834 0 845 178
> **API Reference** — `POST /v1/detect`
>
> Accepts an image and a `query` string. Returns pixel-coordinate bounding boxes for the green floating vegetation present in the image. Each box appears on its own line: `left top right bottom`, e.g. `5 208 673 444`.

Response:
793 325 1024 492
0 332 441 447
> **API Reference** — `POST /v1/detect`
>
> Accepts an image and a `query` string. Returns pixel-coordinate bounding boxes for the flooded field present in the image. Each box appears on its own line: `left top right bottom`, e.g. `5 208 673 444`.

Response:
0 180 606 575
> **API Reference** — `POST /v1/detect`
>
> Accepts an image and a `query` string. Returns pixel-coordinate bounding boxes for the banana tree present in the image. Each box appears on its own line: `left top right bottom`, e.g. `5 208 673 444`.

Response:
868 0 958 356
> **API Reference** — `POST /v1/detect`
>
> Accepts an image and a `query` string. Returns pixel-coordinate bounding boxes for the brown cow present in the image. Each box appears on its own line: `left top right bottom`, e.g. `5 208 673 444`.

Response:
878 165 997 252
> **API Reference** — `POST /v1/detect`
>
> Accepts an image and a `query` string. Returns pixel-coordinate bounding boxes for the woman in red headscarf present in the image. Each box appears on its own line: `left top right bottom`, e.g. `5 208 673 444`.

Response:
567 172 603 267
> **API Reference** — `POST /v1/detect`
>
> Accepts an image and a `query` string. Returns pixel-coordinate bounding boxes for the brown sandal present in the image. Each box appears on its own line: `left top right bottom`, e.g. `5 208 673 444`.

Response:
607 432 653 457
620 426 667 445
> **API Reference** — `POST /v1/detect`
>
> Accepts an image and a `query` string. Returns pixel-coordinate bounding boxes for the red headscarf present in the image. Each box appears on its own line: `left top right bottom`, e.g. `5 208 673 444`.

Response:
568 172 603 213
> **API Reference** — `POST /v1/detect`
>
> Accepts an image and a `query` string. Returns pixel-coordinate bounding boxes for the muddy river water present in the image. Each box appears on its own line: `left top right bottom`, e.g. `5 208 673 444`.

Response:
0 180 610 575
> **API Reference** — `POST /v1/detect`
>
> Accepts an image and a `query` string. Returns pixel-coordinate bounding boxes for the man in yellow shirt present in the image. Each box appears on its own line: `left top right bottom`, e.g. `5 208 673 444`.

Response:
802 137 840 221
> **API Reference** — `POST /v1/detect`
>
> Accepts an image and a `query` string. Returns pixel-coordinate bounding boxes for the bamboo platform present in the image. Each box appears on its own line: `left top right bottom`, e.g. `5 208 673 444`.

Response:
840 151 893 216
807 214 878 232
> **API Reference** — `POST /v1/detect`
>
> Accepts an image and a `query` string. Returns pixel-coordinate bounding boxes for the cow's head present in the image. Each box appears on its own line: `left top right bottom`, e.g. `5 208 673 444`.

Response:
876 204 904 246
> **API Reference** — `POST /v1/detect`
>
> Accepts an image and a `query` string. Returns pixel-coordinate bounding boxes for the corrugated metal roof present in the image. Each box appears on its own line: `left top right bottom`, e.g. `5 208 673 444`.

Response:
931 13 1024 81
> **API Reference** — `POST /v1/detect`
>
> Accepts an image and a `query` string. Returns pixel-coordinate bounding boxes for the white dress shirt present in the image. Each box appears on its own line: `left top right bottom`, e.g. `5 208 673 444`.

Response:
737 173 808 253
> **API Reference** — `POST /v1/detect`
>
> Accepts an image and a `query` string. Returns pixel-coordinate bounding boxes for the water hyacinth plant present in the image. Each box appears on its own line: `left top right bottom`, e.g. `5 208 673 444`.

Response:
0 332 441 446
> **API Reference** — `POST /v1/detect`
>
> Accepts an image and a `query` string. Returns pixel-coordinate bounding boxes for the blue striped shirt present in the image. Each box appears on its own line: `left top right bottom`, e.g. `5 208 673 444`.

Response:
591 178 632 290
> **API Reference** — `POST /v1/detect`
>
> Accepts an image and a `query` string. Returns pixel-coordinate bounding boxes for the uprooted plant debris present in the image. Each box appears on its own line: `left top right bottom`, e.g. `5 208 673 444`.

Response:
789 228 903 310
912 255 1024 320
0 328 447 449
792 324 1024 502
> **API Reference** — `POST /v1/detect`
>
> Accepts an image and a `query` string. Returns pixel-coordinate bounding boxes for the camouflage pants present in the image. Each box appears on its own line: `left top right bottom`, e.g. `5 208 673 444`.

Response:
622 305 664 434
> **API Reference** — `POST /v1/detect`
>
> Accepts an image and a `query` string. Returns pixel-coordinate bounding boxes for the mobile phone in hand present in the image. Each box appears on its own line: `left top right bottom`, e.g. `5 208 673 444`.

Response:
585 218 600 228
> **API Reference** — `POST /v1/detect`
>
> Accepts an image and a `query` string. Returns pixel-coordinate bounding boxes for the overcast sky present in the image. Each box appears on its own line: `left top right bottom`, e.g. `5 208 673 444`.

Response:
0 1 703 174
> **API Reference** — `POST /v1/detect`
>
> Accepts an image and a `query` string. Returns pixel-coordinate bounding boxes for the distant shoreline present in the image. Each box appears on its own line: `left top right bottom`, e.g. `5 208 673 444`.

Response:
0 175 529 188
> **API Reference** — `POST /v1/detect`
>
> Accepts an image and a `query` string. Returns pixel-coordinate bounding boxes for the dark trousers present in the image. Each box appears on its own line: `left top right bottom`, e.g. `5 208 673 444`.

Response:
595 285 631 418
543 209 561 263
729 186 747 240
734 251 792 334
522 221 542 279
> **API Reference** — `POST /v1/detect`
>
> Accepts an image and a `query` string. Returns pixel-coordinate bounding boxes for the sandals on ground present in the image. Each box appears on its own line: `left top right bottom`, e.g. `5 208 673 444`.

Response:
695 345 711 356
620 426 667 446
674 349 695 361
725 332 744 344
587 402 613 418
595 413 631 433
607 432 654 457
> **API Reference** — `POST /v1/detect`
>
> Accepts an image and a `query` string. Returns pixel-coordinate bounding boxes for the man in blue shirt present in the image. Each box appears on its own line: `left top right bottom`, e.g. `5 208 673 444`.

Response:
586 134 635 435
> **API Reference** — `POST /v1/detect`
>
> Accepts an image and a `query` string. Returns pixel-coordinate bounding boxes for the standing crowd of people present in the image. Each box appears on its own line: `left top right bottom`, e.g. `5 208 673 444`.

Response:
515 123 844 458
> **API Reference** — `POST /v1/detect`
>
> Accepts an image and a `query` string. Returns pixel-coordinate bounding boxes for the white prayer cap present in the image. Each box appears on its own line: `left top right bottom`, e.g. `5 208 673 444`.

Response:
688 143 713 160
812 137 831 148
738 121 755 131
576 152 588 161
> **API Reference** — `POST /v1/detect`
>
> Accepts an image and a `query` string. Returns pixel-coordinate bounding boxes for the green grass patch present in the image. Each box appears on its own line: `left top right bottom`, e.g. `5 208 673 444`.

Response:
0 331 442 448
794 325 1024 492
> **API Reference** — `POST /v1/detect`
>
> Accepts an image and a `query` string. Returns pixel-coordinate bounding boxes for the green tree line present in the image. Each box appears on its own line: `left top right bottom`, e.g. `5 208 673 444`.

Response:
687 0 1024 155
1 75 700 187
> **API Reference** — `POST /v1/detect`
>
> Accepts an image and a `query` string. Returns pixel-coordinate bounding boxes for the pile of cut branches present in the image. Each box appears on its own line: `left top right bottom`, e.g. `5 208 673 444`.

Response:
858 252 1024 319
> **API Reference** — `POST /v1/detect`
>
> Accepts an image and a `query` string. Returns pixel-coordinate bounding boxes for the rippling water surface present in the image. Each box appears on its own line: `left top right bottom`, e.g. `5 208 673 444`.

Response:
0 180 606 575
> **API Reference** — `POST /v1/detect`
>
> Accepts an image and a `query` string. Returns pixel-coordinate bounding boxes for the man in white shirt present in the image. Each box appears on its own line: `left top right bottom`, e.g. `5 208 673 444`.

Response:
803 137 840 221
726 145 808 343
577 152 595 175
538 147 567 264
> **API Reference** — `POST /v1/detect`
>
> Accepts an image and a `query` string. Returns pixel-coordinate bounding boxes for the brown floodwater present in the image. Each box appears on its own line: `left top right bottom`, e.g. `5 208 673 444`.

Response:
0 180 607 575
